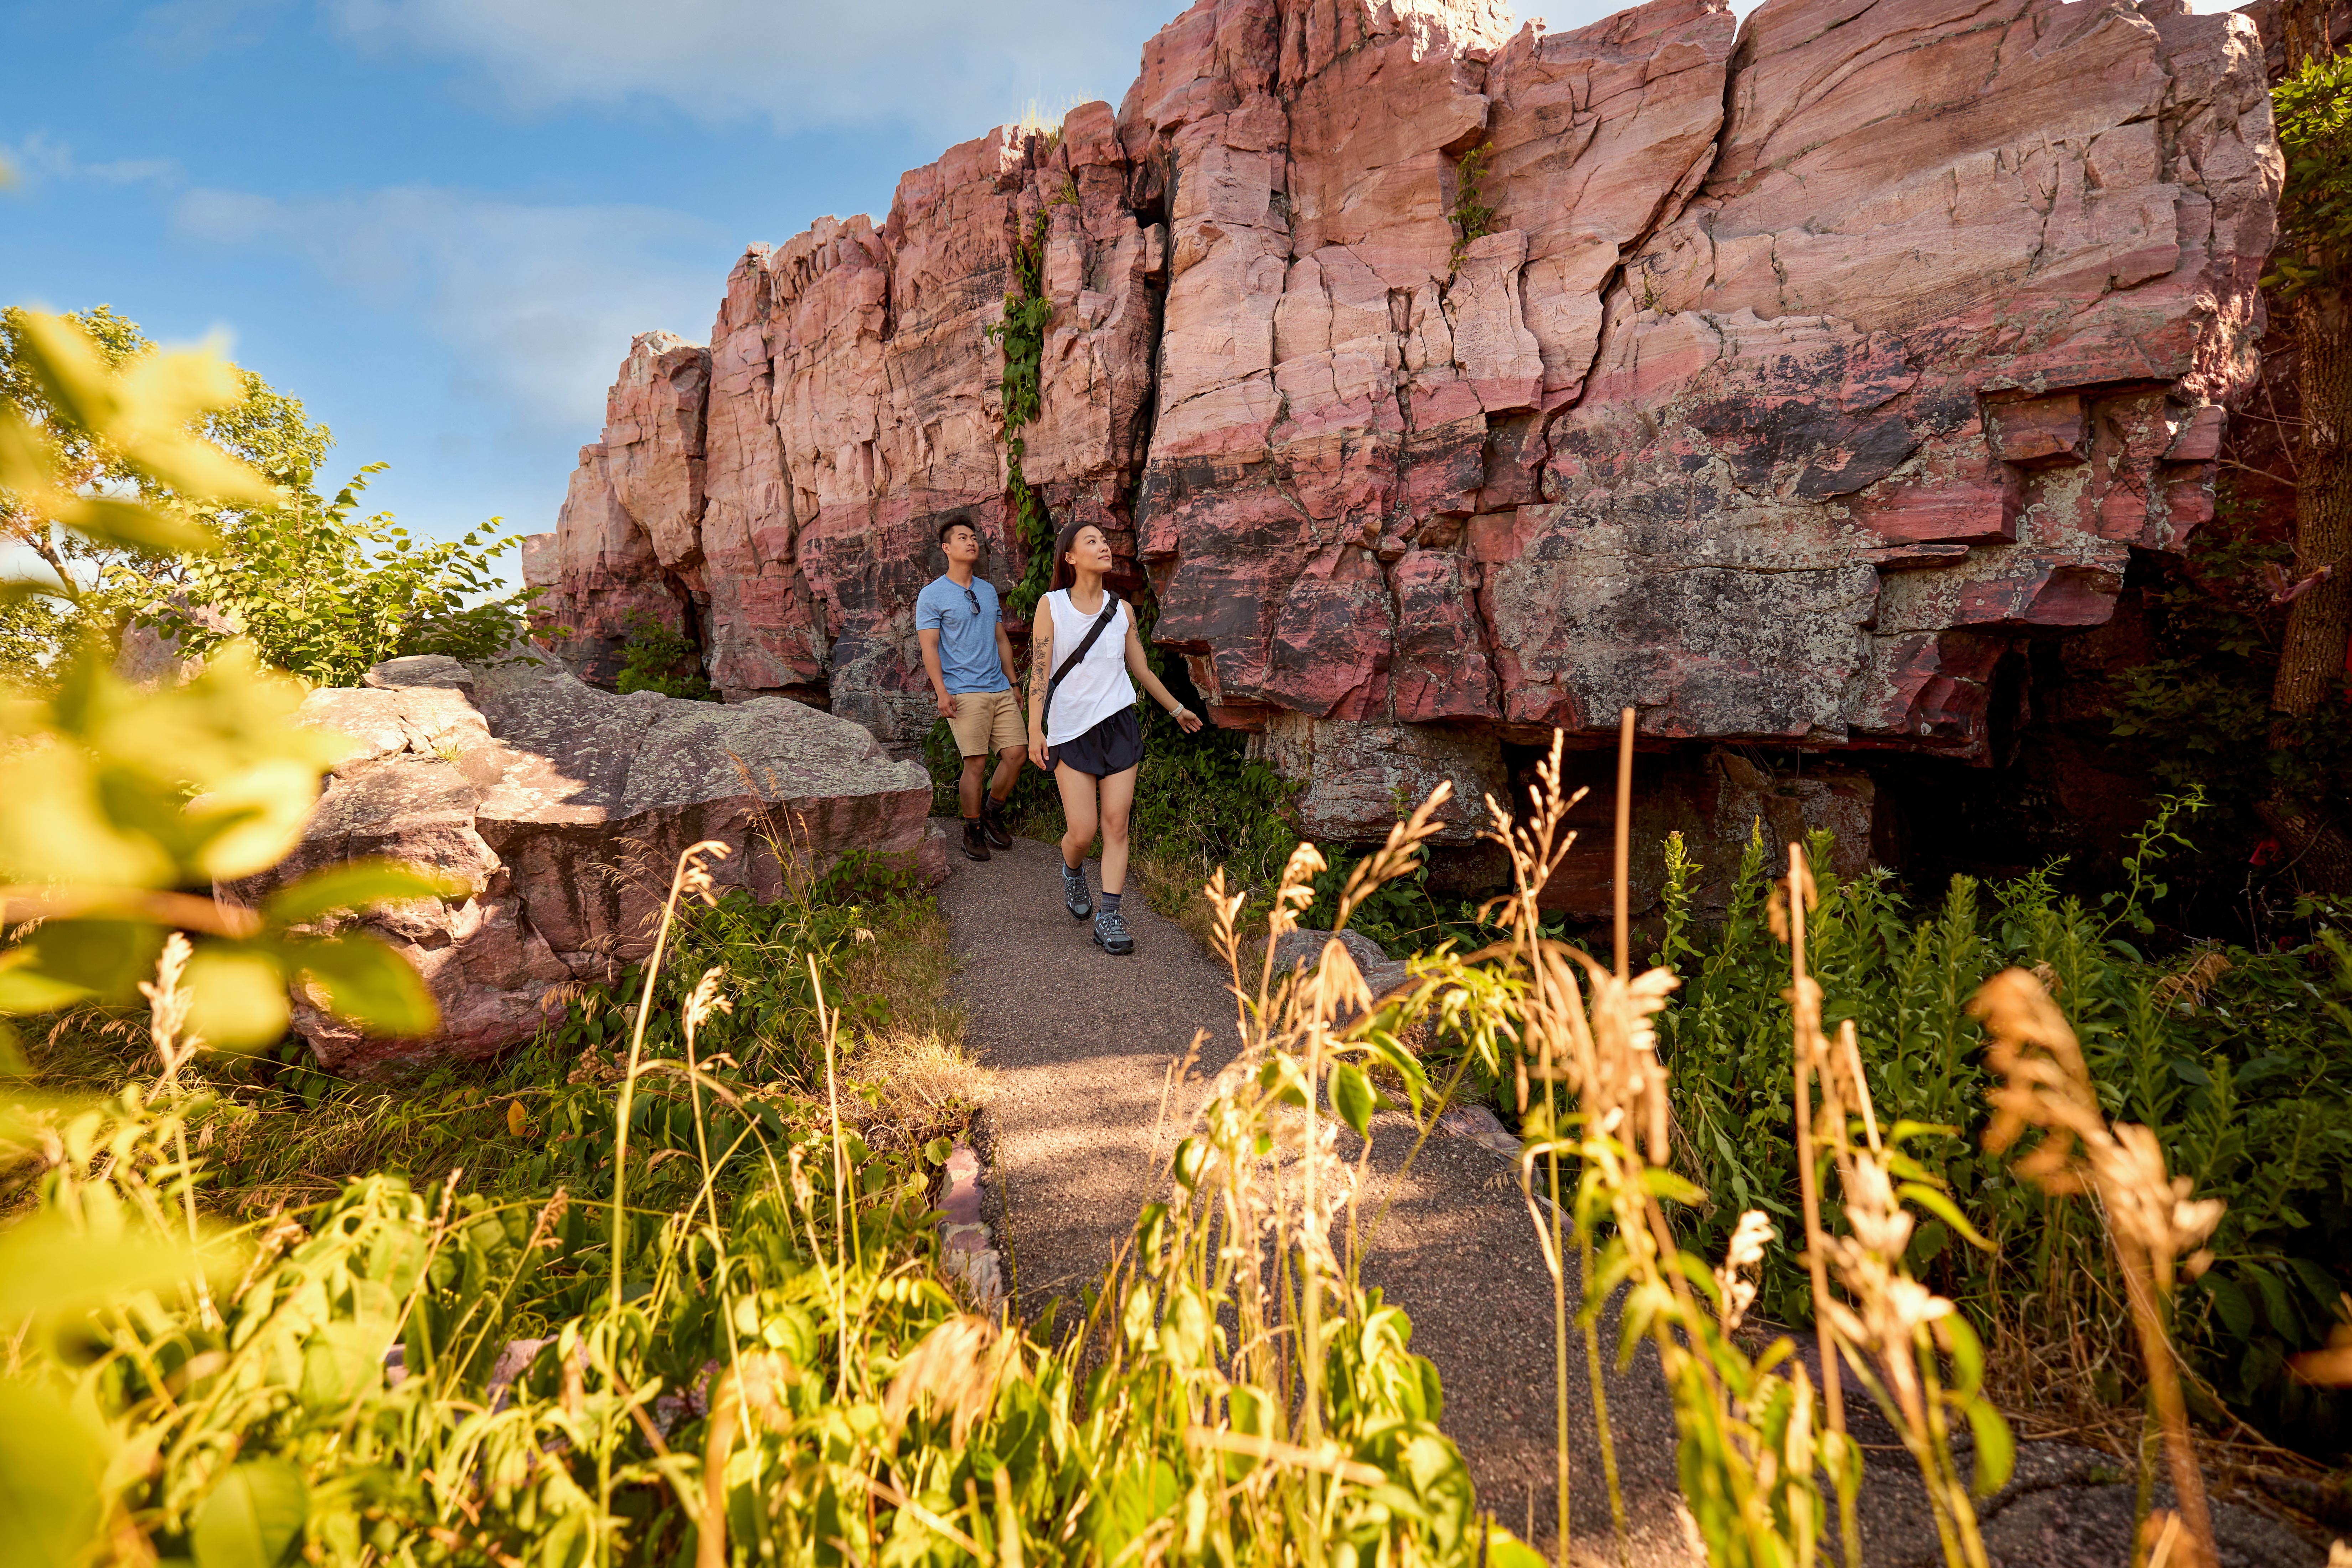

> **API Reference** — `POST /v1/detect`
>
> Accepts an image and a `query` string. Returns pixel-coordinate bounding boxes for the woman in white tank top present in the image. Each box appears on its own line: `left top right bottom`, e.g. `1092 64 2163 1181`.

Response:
1026 519 1203 956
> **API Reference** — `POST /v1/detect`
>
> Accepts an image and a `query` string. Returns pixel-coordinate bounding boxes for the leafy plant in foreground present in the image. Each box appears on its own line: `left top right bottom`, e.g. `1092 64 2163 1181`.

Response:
0 311 451 1054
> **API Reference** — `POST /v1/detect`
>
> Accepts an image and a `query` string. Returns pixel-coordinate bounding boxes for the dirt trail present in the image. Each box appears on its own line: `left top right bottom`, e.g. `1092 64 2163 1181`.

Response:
938 834 1698 1565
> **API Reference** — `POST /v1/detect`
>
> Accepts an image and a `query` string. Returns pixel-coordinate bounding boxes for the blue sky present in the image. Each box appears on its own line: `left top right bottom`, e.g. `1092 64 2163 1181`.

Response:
3 0 1630 572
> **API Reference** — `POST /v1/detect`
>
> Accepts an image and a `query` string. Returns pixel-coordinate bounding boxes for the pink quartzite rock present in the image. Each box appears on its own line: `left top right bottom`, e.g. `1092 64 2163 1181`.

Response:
234 655 933 1077
551 0 2280 840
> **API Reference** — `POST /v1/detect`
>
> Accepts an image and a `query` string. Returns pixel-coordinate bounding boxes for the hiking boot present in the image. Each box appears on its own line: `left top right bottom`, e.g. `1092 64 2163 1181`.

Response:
1061 862 1092 920
1093 908 1134 956
961 820 991 862
981 797 1013 850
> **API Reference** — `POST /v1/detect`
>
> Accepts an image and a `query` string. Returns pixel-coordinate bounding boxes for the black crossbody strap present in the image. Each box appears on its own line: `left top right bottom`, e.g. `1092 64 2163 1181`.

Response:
1041 594 1121 742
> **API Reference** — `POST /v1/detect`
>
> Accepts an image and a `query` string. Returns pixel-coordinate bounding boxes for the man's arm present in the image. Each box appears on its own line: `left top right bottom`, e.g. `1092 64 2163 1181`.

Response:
917 626 955 718
997 622 1018 696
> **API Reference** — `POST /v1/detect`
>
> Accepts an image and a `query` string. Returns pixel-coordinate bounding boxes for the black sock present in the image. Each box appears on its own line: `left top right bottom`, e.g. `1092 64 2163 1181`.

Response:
964 816 982 829
1100 891 1122 914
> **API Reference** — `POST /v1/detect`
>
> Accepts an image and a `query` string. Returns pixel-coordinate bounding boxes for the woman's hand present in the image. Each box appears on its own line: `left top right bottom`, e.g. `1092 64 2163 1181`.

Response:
1029 729 1052 771
1171 705 1203 734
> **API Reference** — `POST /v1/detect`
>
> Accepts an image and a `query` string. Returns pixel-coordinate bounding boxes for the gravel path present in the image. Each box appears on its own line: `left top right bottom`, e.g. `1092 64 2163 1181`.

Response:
939 833 1698 1564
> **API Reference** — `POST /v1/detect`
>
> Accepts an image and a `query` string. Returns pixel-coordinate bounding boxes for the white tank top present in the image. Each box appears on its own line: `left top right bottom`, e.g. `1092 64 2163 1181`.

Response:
1042 588 1136 746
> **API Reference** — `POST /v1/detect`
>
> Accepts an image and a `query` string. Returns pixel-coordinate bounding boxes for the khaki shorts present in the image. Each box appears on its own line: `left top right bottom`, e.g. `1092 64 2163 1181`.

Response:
947 688 1025 758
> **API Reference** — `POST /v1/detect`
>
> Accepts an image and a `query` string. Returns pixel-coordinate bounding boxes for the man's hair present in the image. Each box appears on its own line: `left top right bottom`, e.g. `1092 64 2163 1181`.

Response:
937 516 980 546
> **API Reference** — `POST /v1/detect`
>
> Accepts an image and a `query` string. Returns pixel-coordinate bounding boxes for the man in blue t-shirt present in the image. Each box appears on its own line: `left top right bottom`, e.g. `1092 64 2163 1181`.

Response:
916 516 1026 862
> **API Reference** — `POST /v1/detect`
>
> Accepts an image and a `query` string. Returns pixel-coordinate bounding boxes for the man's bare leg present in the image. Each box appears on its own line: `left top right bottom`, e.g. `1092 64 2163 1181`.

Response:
959 754 986 820
986 747 1027 808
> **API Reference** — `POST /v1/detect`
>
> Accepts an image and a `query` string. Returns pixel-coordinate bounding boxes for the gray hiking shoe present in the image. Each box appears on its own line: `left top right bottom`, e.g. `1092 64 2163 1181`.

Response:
1061 862 1093 921
1093 908 1134 956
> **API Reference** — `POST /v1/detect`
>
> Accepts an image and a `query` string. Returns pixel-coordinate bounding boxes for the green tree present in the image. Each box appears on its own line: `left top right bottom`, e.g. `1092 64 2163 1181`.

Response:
115 463 531 689
3 306 531 689
0 305 332 685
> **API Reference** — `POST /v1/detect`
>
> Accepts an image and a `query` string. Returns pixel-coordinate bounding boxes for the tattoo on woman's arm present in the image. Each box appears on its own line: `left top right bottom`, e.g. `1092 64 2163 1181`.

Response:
1031 636 1051 691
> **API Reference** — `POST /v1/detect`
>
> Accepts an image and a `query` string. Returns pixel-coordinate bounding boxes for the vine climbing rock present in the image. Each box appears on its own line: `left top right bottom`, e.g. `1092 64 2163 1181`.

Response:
227 655 939 1077
545 0 2282 873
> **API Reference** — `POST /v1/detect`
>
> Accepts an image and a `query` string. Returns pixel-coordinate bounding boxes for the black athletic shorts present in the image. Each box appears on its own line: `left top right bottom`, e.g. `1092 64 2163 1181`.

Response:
1049 708 1144 778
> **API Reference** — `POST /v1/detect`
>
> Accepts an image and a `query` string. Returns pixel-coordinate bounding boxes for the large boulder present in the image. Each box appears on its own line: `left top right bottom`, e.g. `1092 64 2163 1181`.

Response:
546 0 2280 844
241 655 937 1077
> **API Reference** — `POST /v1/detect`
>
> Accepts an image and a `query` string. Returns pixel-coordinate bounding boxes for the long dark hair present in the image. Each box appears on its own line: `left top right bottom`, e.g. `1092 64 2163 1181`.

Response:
1047 517 1103 595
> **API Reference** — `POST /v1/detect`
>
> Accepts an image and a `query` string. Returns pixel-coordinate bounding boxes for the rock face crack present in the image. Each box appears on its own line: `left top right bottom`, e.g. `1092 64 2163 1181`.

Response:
533 0 2279 846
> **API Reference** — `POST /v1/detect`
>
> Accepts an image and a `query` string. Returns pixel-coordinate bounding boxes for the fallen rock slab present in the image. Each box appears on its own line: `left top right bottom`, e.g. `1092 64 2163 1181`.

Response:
237 654 935 1077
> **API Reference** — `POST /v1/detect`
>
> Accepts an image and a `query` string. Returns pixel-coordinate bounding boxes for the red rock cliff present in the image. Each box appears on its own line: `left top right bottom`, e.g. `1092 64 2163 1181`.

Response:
535 0 2279 845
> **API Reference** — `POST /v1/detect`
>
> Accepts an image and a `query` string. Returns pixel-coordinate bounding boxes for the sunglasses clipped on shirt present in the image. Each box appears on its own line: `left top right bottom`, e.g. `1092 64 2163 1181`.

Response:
963 587 984 618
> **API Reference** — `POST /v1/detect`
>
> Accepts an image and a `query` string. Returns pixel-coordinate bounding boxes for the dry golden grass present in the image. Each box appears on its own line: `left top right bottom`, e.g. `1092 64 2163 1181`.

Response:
1133 846 1227 954
837 894 964 1050
835 888 993 1156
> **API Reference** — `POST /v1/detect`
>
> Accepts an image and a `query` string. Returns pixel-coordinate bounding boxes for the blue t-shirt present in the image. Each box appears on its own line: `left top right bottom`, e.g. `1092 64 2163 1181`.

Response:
915 574 1009 695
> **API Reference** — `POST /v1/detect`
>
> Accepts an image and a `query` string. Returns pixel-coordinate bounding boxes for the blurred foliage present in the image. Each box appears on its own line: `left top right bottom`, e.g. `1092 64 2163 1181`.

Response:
0 309 454 1058
613 609 717 701
6 825 1530 1568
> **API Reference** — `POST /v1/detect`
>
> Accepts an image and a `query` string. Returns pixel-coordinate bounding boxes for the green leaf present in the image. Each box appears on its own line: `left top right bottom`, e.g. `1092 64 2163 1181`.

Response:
262 860 466 925
1640 1166 1707 1207
1898 1182 1992 1252
1330 1061 1376 1138
923 1137 953 1166
59 495 217 555
185 945 292 1050
284 934 437 1036
1942 1313 1986 1401
0 1382 106 1568
191 1459 307 1568
20 920 162 1004
2202 1274 2254 1339
0 951 94 1015
1964 1399 2015 1496
1477 1523 1552 1568
0 1214 213 1322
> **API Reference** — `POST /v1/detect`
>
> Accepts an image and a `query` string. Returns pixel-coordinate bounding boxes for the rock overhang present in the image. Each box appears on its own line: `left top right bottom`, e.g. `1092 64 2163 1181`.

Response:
537 0 2279 848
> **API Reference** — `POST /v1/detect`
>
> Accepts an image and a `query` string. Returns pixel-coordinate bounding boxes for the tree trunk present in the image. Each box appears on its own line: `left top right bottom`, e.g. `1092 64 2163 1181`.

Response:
2261 1 2352 894
2273 283 2352 717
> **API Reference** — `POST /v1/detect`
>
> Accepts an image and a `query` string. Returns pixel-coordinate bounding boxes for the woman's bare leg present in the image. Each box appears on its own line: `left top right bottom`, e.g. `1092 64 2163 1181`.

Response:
1055 762 1099 871
1097 764 1138 896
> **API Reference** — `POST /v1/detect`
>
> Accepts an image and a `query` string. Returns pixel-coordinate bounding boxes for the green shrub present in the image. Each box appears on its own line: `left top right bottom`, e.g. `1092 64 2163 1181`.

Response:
1637 810 2352 1445
2110 493 2352 900
614 608 717 700
116 462 532 688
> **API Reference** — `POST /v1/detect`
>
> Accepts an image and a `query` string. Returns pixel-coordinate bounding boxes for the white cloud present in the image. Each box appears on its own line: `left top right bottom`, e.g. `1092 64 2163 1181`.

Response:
174 186 731 435
2 132 179 189
136 0 297 60
327 0 1174 141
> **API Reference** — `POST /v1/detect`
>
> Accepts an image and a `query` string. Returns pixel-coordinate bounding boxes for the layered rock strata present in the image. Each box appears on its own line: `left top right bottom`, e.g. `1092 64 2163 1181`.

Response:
543 0 2279 855
234 655 935 1076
